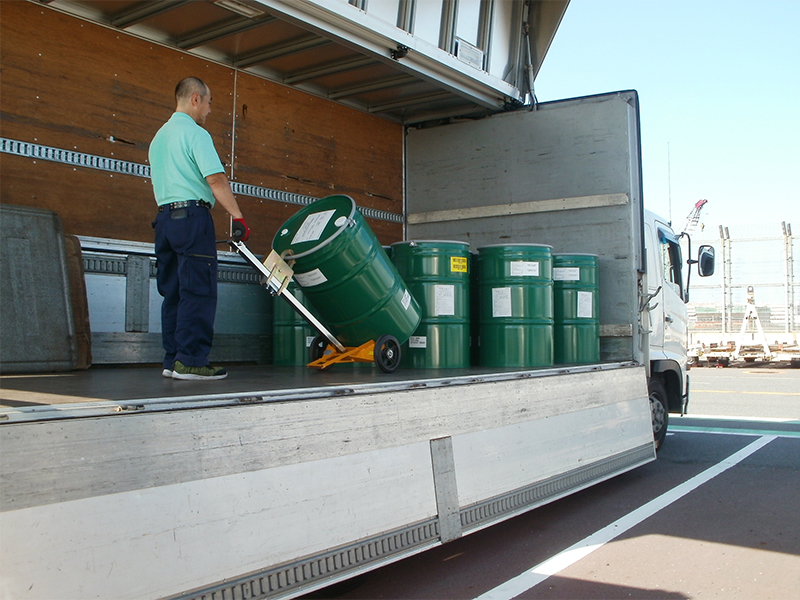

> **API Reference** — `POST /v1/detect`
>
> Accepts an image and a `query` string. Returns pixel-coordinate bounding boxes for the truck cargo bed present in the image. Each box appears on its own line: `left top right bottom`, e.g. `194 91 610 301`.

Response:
2 362 627 422
2 360 654 600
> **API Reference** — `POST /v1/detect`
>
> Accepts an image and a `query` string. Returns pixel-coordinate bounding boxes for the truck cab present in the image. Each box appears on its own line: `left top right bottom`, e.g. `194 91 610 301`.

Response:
644 211 715 447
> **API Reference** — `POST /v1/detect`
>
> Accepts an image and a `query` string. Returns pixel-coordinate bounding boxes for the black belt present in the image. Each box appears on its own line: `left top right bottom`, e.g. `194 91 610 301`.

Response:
158 200 212 212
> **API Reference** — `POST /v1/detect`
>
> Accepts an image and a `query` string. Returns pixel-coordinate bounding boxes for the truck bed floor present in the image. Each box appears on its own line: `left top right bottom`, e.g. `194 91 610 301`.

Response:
1 363 621 422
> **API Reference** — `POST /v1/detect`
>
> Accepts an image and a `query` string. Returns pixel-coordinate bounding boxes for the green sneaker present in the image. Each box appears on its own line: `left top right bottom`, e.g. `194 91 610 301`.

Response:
172 360 228 380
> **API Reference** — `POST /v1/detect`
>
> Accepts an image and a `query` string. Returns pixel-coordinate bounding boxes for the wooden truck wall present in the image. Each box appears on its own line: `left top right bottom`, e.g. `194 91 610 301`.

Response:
0 1 404 257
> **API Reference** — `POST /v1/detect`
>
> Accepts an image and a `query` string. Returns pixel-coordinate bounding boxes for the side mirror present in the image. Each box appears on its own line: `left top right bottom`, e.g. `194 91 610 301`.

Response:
697 245 715 277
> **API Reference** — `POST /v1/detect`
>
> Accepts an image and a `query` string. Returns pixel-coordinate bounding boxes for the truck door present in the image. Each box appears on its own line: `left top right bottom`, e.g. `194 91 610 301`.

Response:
405 91 646 365
646 218 688 366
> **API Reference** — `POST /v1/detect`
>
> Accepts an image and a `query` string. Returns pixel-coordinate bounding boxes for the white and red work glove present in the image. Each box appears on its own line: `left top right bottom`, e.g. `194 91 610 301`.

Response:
231 217 251 242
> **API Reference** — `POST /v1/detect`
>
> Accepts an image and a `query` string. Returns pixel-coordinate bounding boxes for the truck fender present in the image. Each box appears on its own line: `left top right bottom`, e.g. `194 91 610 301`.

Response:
649 360 685 413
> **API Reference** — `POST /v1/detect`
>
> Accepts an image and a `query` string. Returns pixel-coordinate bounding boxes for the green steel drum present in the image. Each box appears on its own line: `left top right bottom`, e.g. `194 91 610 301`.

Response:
272 195 421 347
469 251 480 366
553 254 600 364
272 282 317 366
477 244 553 368
391 241 470 368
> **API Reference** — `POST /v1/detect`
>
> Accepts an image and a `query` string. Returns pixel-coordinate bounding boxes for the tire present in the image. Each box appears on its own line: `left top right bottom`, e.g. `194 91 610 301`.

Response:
309 334 329 362
374 334 401 373
648 377 669 451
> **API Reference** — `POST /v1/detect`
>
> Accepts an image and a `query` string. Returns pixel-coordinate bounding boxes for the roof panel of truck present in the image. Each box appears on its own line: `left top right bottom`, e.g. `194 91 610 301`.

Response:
44 0 568 125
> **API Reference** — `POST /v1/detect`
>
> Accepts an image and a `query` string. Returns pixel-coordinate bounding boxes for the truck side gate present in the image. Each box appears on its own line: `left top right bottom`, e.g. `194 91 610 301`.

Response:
405 91 647 366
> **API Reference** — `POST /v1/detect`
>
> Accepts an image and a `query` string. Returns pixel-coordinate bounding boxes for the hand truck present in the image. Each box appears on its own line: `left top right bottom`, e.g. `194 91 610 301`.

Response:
229 240 401 372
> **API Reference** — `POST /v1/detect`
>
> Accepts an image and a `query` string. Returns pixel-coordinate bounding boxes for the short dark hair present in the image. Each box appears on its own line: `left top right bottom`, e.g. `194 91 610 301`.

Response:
175 77 208 102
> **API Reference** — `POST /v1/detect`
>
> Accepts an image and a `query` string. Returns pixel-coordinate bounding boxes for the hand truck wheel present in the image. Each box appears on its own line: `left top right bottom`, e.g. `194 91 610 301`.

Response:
374 334 401 373
309 334 330 362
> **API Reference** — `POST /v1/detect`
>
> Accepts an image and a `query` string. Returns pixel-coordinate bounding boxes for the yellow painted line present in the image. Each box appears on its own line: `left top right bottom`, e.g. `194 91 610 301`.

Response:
694 389 800 396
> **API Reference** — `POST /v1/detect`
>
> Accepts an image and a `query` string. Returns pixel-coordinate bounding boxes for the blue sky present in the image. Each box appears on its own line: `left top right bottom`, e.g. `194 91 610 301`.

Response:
533 0 800 231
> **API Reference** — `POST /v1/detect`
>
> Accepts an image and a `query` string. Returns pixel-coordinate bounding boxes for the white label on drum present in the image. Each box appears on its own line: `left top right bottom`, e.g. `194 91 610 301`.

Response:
434 284 455 316
492 287 512 317
577 291 594 318
305 336 315 348
401 289 412 310
291 209 336 244
553 267 581 281
294 268 327 287
409 336 427 349
510 261 539 277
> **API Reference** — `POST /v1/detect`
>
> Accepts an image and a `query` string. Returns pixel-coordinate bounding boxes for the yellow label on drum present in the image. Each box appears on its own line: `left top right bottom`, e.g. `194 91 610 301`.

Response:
450 256 468 273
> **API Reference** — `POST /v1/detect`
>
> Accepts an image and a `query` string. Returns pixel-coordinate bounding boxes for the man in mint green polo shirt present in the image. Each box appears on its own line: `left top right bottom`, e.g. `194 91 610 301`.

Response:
149 76 251 380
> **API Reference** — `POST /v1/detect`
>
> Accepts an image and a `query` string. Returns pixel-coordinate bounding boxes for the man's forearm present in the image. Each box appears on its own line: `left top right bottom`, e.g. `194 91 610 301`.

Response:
207 172 243 219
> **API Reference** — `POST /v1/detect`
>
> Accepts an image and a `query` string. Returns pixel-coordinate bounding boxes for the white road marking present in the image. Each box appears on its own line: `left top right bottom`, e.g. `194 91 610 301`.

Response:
475 435 776 600
672 425 800 438
681 413 797 422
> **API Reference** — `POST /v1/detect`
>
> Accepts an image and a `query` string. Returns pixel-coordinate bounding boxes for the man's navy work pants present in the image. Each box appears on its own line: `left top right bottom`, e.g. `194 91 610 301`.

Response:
153 204 218 369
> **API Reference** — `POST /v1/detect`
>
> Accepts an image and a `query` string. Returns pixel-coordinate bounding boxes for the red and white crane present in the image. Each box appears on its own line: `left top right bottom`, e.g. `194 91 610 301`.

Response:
681 199 707 234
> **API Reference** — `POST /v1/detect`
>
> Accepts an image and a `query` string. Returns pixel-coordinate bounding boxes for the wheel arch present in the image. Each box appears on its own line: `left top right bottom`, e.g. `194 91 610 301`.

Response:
650 359 684 413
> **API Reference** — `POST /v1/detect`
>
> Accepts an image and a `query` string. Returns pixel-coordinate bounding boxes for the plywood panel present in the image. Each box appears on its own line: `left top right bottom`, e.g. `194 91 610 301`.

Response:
0 1 235 162
1 154 156 243
0 1 234 240
233 73 404 215
0 1 402 253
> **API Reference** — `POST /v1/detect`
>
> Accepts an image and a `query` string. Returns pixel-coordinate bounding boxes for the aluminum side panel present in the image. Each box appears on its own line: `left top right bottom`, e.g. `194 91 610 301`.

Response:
406 92 645 363
453 398 653 508
0 365 652 600
0 443 437 600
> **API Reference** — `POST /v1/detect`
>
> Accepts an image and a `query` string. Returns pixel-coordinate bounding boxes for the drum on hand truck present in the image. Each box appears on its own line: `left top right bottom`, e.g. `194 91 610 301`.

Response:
233 195 421 373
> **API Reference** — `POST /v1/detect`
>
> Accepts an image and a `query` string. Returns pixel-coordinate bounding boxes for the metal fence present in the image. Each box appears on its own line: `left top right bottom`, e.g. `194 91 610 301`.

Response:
687 222 798 343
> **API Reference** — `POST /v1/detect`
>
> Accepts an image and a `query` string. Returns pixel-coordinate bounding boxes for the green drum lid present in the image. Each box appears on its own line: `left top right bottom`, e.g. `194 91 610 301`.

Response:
391 240 470 279
272 195 356 260
553 254 599 287
477 244 553 281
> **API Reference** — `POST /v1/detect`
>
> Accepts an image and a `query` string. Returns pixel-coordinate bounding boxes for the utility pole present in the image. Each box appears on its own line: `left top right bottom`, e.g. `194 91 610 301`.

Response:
718 225 732 341
783 222 795 335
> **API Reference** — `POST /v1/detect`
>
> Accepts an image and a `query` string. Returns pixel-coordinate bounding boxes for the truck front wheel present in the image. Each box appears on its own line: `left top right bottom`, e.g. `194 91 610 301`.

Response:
648 377 669 451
